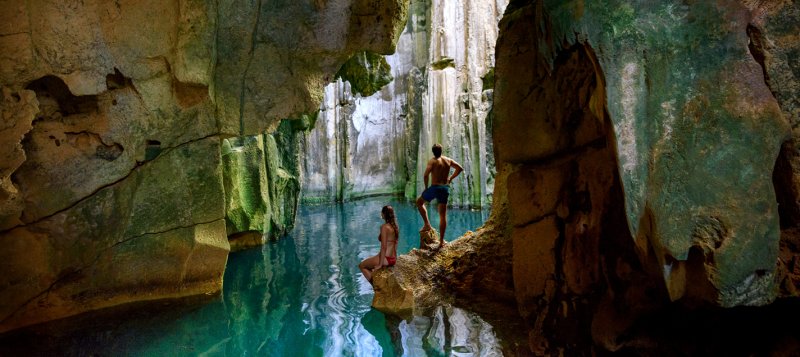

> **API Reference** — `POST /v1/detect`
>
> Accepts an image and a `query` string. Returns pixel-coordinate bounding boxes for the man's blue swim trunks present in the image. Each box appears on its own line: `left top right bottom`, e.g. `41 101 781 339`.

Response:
421 185 450 204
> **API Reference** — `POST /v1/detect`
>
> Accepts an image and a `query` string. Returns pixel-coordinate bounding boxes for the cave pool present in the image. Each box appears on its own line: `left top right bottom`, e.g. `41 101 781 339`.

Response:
1 197 526 356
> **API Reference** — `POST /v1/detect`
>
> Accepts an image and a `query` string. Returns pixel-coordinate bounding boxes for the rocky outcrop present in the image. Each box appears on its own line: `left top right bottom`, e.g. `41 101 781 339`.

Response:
371 225 515 316
300 0 506 207
0 0 409 332
371 267 414 316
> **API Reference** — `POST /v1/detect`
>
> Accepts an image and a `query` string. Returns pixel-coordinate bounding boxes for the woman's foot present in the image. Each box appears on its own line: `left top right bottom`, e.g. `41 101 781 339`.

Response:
419 224 433 232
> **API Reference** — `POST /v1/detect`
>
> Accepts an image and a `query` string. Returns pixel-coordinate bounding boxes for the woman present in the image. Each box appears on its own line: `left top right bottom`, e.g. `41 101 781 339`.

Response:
359 205 399 283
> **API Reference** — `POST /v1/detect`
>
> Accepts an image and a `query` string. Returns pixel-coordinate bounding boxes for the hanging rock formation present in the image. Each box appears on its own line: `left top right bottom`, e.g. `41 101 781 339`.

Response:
373 0 800 354
301 0 506 207
0 0 409 332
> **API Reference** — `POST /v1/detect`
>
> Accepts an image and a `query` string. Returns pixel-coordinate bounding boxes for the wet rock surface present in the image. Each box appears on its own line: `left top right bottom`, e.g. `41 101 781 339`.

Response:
0 0 410 331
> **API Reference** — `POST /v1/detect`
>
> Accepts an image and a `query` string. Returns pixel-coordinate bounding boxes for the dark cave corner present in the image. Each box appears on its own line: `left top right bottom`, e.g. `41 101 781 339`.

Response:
773 140 800 298
26 75 98 118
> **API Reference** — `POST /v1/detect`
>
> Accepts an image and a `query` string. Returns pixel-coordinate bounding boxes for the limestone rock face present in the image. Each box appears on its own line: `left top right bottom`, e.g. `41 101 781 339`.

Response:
371 267 414 316
495 0 788 309
0 88 37 230
396 0 800 354
0 0 410 331
214 0 410 135
300 0 507 207
222 121 303 251
0 137 229 333
479 0 799 353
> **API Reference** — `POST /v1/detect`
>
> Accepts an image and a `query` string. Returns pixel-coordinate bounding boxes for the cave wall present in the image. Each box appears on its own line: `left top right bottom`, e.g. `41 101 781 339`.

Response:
300 0 506 207
222 120 305 251
0 0 409 332
488 0 798 353
495 0 790 310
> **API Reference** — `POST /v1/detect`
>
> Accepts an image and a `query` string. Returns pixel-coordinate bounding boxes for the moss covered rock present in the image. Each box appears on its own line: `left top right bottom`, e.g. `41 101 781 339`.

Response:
221 120 302 250
335 52 394 97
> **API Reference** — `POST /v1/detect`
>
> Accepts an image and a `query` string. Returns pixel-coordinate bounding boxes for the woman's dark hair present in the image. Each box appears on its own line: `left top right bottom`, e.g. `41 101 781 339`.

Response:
382 205 399 239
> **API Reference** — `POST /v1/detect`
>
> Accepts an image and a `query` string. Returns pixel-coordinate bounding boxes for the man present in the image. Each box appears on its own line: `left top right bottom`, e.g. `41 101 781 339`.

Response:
416 143 463 248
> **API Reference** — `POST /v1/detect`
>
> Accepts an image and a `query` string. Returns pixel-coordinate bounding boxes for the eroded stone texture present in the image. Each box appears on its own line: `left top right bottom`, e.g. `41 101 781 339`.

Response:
748 1 800 297
371 267 414 316
0 87 37 230
0 0 410 332
495 0 788 308
301 0 506 207
221 120 303 251
0 137 228 333
214 0 410 135
483 0 794 353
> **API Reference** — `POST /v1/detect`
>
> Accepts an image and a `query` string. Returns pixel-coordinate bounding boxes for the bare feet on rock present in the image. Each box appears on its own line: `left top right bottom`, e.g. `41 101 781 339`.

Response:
420 225 433 232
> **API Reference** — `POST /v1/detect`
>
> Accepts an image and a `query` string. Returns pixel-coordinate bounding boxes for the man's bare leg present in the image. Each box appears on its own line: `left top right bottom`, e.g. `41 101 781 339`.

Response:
417 196 433 231
437 203 447 248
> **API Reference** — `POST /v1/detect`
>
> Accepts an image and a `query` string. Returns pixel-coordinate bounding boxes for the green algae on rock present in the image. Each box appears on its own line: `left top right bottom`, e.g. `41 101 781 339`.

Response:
222 119 303 251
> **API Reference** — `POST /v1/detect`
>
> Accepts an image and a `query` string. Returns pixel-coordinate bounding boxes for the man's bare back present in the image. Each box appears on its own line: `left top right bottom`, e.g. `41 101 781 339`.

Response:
427 156 455 186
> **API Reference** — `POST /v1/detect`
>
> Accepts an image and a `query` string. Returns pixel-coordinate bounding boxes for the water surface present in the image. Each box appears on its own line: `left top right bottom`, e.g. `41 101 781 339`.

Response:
1 198 513 356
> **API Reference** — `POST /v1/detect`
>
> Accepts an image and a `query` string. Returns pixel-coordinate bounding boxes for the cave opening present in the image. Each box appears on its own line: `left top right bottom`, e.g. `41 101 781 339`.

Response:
25 75 98 119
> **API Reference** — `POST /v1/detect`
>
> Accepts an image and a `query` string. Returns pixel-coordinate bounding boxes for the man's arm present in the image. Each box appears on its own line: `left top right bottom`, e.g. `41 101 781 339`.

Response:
423 160 433 189
448 159 463 184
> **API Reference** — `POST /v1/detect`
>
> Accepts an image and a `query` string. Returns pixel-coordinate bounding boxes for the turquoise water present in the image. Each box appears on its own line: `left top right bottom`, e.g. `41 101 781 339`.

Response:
1 198 510 356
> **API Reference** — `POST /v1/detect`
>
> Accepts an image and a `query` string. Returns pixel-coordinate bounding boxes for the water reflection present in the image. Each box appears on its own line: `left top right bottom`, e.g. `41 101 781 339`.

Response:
0 198 503 356
399 306 504 356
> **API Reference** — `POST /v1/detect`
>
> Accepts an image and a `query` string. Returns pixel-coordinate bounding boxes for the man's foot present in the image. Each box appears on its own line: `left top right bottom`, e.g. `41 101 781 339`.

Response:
420 225 433 232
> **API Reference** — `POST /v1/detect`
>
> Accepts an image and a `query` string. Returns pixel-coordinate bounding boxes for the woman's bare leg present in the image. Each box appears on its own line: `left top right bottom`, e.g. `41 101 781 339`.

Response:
359 255 380 282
